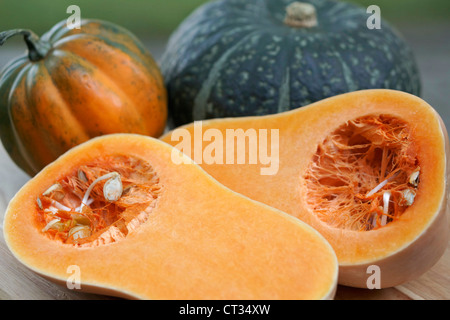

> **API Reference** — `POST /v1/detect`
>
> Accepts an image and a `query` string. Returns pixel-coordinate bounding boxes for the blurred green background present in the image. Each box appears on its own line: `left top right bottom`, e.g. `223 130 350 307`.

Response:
0 0 449 37
0 0 449 127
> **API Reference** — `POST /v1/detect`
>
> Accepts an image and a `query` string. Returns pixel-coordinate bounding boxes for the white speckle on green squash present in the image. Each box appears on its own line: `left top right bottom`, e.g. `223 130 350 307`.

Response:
161 0 421 126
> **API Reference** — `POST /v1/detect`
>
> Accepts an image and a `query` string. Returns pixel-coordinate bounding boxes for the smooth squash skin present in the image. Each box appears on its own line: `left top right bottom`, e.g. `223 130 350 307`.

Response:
161 89 449 288
3 134 338 300
0 20 167 176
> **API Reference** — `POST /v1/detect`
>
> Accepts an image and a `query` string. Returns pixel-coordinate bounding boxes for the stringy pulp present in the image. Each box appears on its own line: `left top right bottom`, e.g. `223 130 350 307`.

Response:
36 155 161 246
304 114 420 231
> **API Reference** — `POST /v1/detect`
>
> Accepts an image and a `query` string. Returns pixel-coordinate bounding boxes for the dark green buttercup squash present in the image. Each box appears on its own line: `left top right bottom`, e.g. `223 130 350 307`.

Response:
161 0 421 126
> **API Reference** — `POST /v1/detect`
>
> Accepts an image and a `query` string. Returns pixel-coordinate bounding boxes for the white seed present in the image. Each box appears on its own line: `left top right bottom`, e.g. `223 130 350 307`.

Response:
402 189 416 206
68 225 91 240
36 197 43 210
78 169 88 182
44 206 59 214
77 172 121 212
409 168 420 187
372 213 378 228
103 174 123 202
42 218 62 232
42 183 62 196
71 213 91 226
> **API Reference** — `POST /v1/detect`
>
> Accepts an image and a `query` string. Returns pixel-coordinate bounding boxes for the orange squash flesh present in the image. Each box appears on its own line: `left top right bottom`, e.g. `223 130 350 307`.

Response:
3 134 338 299
161 89 449 288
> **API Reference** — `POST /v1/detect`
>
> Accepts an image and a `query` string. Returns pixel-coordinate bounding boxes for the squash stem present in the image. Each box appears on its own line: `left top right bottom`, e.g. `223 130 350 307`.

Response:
0 29 51 61
284 2 318 28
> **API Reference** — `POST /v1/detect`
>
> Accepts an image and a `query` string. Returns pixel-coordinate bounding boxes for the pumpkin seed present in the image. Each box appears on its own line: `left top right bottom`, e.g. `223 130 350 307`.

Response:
78 169 88 182
402 189 416 206
68 225 91 241
77 172 122 212
372 212 379 228
36 197 43 210
42 183 62 196
103 174 123 202
42 218 63 232
409 168 420 187
44 206 59 214
71 214 91 226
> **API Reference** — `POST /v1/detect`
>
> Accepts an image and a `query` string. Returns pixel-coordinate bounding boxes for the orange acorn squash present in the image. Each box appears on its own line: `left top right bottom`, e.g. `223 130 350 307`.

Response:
162 89 449 288
3 134 338 299
0 20 167 176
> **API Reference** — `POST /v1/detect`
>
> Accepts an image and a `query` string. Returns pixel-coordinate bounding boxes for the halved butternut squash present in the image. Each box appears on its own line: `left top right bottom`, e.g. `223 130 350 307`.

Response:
162 89 449 288
3 134 338 299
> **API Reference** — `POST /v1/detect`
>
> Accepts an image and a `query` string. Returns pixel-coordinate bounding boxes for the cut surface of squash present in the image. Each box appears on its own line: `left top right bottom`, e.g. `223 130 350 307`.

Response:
162 89 449 288
3 134 338 299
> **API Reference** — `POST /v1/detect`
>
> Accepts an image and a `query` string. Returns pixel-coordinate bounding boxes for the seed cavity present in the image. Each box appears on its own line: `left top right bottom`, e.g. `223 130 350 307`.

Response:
36 155 161 246
304 114 419 231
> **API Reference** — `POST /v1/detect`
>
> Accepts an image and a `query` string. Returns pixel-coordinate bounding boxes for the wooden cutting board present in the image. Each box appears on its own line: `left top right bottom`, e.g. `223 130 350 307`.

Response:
0 143 448 300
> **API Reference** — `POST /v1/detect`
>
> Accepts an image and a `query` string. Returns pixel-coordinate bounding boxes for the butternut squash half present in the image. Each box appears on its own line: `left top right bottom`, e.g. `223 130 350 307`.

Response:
162 89 449 288
3 134 338 299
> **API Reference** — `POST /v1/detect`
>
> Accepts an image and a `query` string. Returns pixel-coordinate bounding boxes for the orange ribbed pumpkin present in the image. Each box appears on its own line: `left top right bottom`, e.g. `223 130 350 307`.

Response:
0 19 167 176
